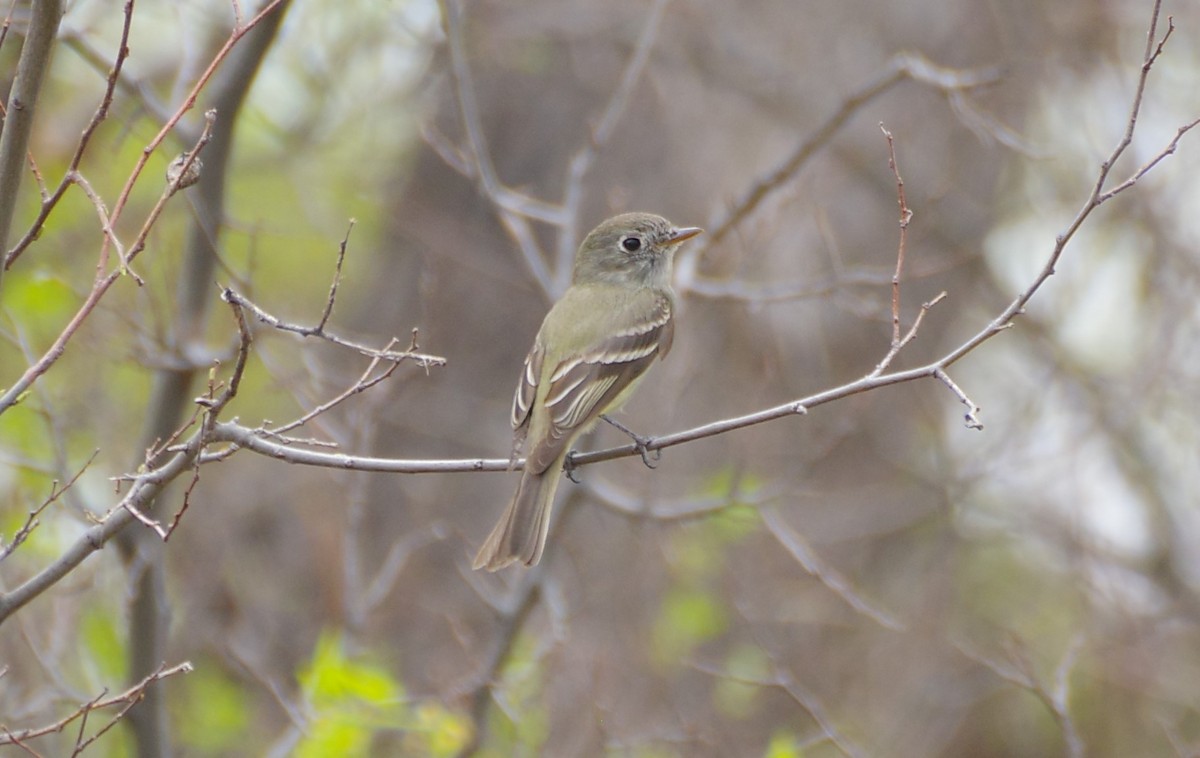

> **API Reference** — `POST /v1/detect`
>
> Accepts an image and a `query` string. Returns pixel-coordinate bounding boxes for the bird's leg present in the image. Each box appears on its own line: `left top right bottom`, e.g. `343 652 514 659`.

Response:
563 451 582 483
600 414 661 469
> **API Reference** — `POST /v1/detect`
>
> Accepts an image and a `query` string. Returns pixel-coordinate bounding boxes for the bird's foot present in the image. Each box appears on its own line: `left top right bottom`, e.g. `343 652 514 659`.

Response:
600 414 661 469
563 452 582 483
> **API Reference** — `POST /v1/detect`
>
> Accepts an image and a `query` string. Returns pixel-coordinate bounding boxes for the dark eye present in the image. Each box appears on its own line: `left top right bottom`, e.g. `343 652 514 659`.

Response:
621 236 642 252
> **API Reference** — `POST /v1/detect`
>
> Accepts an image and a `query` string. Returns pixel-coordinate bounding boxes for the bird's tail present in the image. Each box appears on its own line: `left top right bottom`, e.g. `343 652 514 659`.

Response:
473 460 564 571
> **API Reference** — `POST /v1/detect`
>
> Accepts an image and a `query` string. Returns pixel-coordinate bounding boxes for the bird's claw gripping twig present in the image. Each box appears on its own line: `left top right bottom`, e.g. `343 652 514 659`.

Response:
563 453 582 483
600 414 661 469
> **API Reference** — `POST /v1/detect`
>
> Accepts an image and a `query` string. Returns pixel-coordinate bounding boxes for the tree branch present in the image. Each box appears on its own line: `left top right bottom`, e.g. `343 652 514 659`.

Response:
0 662 192 749
0 0 65 287
4 0 135 272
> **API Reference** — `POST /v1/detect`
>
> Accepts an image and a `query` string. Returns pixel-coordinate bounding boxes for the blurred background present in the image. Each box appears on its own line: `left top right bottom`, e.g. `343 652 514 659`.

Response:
2 0 1199 755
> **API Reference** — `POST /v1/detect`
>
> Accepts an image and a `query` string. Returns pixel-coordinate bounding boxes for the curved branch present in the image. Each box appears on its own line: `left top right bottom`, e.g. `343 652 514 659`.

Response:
203 77 1197 476
204 335 956 475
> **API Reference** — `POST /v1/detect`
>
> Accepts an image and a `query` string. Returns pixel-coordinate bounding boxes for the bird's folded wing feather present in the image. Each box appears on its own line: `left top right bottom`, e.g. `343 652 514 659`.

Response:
511 342 544 432
521 299 673 474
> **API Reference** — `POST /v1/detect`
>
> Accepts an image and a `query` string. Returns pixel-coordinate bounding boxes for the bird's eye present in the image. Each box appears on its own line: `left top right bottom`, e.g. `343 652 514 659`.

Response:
621 236 642 253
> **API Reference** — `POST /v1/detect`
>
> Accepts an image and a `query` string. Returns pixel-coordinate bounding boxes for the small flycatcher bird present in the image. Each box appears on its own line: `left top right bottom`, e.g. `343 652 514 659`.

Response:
474 212 702 571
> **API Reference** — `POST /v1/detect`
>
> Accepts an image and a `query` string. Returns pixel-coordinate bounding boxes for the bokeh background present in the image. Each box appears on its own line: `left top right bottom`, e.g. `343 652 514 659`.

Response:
2 0 1199 755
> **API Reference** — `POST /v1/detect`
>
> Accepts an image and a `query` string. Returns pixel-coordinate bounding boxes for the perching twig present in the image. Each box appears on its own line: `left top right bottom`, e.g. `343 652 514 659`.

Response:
761 507 906 632
209 40 1198 470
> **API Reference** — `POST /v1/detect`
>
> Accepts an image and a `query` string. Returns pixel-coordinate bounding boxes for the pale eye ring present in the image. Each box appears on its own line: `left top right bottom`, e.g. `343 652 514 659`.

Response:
621 236 642 253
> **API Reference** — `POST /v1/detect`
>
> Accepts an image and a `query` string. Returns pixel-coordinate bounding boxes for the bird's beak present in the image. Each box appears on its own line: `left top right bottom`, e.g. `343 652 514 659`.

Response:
664 226 703 246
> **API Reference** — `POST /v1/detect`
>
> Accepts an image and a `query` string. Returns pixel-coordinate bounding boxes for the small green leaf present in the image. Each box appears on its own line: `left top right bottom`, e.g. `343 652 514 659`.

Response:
295 631 405 758
713 644 770 719
175 661 251 754
408 702 472 757
298 631 403 707
652 589 727 664
764 730 803 758
80 606 127 682
488 632 548 752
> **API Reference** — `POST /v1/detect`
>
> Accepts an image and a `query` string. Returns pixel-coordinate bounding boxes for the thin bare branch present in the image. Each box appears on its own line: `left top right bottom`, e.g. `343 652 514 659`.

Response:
0 450 99 562
67 170 126 269
0 662 192 747
0 112 217 417
221 287 445 367
118 108 218 275
868 292 947 378
4 0 135 270
317 219 355 332
1096 117 1200 204
691 658 866 758
761 507 905 632
59 24 176 128
957 635 1085 758
880 123 912 348
686 267 892 302
269 340 402 437
696 52 1002 256
556 0 671 290
0 0 66 285
933 367 983 430
439 0 566 227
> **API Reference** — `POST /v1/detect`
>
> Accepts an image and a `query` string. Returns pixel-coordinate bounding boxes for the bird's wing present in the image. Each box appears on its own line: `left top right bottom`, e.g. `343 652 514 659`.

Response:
511 341 544 432
524 298 673 474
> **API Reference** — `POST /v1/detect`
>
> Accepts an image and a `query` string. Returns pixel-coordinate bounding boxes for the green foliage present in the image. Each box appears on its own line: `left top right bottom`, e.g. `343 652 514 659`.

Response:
976 686 1063 756
646 469 768 669
175 661 252 754
712 644 771 719
80 604 127 683
484 632 548 755
699 468 764 543
407 702 473 757
955 537 1080 647
296 631 405 758
0 451 58 561
651 588 727 665
1 270 75 342
294 630 471 757
666 468 763 581
710 502 762 542
616 746 683 758
763 730 804 758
